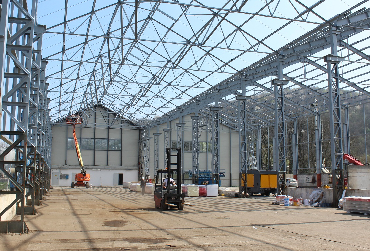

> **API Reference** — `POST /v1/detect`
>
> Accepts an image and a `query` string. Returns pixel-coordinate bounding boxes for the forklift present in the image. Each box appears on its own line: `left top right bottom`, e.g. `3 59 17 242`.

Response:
66 115 90 188
154 148 185 210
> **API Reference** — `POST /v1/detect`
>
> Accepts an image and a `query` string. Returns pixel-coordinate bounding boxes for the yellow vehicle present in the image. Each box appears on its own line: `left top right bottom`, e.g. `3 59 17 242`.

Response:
242 169 278 196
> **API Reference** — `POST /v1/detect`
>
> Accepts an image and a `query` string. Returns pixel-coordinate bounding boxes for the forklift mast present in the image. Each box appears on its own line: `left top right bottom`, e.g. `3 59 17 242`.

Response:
165 148 181 195
154 148 185 210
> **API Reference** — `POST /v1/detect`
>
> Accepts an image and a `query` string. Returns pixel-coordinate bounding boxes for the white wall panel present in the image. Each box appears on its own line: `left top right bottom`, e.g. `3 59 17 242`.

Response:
52 168 139 187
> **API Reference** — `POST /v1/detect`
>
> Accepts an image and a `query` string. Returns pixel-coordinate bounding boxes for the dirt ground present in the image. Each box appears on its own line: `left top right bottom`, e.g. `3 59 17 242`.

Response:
0 187 369 251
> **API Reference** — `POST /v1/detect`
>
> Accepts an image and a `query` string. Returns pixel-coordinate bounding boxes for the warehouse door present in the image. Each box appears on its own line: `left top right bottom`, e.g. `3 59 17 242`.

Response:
52 171 60 186
113 173 119 186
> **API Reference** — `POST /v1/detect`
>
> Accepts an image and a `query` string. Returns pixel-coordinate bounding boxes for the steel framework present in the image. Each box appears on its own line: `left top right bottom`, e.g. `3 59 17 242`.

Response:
0 0 51 233
191 115 199 183
2 1 370 215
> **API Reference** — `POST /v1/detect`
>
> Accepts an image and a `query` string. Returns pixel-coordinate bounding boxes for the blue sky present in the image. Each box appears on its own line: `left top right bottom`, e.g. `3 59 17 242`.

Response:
29 0 370 122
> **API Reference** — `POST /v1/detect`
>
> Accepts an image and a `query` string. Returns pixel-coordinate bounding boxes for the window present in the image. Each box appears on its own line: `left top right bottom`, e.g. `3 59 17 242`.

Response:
199 142 207 152
171 140 178 149
67 138 75 150
109 139 121 150
95 139 108 150
81 138 94 150
166 141 212 152
184 141 192 152
207 142 213 152
68 137 120 151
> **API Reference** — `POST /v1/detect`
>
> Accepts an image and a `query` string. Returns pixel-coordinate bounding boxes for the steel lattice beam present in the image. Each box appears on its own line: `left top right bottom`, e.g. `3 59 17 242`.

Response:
325 26 344 206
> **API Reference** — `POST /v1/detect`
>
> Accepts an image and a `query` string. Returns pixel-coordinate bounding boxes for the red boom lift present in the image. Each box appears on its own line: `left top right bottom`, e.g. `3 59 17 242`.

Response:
343 153 364 166
67 115 90 188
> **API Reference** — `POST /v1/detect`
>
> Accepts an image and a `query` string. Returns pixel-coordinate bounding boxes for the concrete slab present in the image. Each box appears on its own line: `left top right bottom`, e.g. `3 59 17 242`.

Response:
0 187 369 250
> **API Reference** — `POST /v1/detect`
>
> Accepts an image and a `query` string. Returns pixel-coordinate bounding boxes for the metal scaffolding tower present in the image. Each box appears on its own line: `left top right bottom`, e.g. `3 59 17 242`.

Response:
325 26 344 206
210 106 221 184
315 108 323 187
0 0 51 233
237 94 247 196
191 115 199 184
153 132 161 174
273 59 288 194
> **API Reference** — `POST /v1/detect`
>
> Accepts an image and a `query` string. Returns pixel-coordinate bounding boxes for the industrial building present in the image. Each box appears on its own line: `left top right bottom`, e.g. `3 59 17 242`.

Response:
51 105 139 187
1 0 370 245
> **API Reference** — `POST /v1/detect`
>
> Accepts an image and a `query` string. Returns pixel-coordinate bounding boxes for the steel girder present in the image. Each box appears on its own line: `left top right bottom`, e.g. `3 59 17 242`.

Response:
39 2 370 133
150 7 370 129
141 7 370 187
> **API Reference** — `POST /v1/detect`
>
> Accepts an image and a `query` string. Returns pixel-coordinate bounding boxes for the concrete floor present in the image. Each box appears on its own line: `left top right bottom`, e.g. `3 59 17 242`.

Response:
1 187 369 251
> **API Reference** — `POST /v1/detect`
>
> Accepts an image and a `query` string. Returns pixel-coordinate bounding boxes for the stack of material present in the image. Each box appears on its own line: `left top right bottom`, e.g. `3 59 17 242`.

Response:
145 183 154 194
122 182 131 188
129 183 141 192
199 185 207 197
275 195 286 205
274 195 293 205
181 184 188 196
218 187 238 197
343 197 370 214
206 184 218 197
187 185 199 197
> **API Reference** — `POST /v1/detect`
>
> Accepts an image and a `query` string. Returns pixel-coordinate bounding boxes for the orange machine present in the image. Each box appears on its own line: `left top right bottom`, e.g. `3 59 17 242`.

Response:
67 115 90 188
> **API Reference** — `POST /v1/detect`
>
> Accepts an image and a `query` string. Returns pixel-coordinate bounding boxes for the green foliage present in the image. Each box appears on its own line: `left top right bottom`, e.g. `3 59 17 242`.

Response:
259 97 370 173
0 181 8 190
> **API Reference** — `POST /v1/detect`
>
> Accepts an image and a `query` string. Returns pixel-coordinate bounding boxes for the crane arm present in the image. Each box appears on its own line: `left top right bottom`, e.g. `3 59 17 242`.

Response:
72 124 85 173
343 153 364 166
66 115 86 175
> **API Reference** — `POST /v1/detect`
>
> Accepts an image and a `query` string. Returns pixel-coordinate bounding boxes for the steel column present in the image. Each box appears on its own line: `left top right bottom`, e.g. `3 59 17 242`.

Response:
364 104 368 163
163 127 171 169
256 126 262 170
315 112 322 187
140 128 150 178
0 0 9 128
272 59 288 194
0 131 28 233
153 132 161 173
237 95 247 196
191 115 200 184
176 121 185 182
343 106 350 155
210 106 221 185
292 119 298 180
325 26 344 206
176 122 185 149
